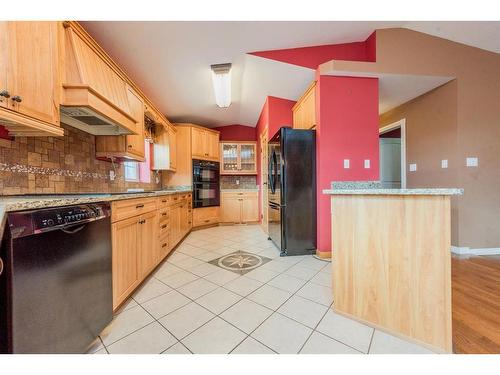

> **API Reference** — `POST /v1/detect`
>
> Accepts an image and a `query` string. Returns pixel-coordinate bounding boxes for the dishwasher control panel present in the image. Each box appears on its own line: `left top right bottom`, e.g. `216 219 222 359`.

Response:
7 203 110 238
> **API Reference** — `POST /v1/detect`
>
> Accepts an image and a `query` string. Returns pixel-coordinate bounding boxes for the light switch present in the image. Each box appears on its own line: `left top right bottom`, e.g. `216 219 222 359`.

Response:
364 159 371 169
409 163 417 172
441 159 448 169
466 157 478 167
343 159 350 169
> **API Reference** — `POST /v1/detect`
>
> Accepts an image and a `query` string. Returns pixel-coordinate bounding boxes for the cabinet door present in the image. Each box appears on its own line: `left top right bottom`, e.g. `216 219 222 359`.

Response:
241 195 259 223
0 22 7 109
221 195 242 223
180 202 189 237
168 126 177 170
207 131 219 160
6 22 59 125
293 104 304 129
221 143 238 173
169 204 182 247
125 87 145 159
191 127 207 159
112 216 140 310
138 210 158 278
303 89 316 129
239 143 257 174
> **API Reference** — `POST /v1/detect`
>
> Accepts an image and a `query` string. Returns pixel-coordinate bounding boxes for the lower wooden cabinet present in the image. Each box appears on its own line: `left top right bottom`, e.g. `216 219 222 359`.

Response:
193 206 220 228
220 191 259 224
111 192 192 310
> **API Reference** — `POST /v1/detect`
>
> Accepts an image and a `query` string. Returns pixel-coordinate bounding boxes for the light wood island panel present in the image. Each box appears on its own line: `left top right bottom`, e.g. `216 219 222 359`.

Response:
330 193 453 353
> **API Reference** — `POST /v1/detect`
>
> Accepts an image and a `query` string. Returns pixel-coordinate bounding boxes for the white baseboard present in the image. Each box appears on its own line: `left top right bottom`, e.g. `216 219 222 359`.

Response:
451 246 500 256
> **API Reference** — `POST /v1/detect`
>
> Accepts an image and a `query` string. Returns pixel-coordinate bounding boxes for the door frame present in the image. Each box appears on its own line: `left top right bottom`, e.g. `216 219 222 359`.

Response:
379 118 406 189
260 128 269 233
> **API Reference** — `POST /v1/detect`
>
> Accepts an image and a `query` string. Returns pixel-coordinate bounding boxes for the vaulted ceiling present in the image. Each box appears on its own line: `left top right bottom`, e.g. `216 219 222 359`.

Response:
81 21 500 128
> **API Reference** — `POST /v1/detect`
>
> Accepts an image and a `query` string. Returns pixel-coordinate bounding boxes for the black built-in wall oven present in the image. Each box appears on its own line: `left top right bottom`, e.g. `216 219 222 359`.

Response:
192 159 220 208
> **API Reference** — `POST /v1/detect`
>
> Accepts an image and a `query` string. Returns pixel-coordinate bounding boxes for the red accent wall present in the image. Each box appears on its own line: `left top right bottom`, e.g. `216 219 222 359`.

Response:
213 124 256 141
255 96 296 219
249 32 376 69
316 75 380 253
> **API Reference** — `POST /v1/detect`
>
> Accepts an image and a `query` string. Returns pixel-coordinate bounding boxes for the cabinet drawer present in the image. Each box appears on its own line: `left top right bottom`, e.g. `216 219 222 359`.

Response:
111 197 157 222
159 208 169 223
158 196 171 208
221 191 258 198
193 206 219 227
159 221 169 237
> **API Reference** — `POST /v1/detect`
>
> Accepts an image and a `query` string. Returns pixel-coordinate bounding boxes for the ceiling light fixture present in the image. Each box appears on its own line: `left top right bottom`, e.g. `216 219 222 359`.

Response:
211 63 232 108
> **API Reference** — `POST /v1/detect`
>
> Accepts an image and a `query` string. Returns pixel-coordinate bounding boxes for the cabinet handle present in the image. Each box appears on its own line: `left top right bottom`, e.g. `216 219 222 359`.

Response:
11 95 22 103
162 212 167 216
136 204 144 208
128 144 133 148
161 199 167 203
161 243 167 248
161 224 167 229
0 257 3 276
0 90 10 98
204 219 210 223
138 219 145 224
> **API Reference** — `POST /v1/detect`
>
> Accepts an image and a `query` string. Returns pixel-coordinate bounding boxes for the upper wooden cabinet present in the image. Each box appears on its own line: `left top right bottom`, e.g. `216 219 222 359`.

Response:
293 81 316 130
0 21 64 136
220 142 257 174
152 123 177 171
95 86 145 161
191 126 219 161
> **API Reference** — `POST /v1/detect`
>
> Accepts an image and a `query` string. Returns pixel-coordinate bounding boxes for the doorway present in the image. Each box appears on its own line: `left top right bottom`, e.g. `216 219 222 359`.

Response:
379 119 406 189
260 128 268 233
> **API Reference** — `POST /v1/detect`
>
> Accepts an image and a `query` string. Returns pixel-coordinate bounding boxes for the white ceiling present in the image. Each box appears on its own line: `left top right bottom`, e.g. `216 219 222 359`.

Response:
81 21 500 128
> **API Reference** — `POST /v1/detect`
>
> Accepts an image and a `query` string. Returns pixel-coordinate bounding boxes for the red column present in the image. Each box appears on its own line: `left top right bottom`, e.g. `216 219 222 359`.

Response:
316 75 380 254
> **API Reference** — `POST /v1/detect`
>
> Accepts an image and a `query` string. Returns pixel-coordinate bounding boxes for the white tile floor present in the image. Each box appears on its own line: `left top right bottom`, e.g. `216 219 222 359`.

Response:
89 225 435 354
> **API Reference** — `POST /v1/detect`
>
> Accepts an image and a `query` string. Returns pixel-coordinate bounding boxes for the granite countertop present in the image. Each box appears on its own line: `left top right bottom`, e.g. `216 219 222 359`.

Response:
323 181 463 196
323 188 463 195
0 188 192 238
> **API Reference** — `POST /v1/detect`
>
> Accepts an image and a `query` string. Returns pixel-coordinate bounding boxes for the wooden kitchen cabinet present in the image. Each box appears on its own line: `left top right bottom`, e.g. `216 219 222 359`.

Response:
110 193 192 310
111 216 141 310
220 142 257 174
220 192 259 224
0 21 64 137
152 123 177 171
193 206 220 228
95 87 145 161
138 210 158 278
292 81 316 130
191 126 220 161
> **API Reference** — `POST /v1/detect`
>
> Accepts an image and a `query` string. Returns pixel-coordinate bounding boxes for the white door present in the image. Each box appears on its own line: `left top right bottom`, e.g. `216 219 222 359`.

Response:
379 137 401 188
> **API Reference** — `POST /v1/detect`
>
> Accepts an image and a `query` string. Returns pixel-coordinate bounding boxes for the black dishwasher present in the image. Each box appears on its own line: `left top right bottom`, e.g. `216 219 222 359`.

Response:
0 202 113 353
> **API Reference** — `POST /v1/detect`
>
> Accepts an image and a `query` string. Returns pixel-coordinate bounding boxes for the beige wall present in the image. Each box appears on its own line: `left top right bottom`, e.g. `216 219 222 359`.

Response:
380 81 460 244
376 28 500 248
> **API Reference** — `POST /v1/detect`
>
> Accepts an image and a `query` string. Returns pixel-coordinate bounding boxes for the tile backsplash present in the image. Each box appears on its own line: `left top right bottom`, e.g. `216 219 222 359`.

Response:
0 124 161 195
220 175 258 189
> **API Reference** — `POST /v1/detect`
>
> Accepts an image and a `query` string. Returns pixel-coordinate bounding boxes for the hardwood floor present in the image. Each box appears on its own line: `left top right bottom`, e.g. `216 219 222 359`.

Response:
452 255 500 353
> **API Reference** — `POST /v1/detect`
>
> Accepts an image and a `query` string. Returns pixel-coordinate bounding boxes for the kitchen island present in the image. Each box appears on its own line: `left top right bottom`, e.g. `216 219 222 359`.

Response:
323 183 462 353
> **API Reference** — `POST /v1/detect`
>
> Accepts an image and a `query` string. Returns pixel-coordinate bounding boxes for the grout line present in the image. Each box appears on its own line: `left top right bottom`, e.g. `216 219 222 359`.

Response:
367 327 376 354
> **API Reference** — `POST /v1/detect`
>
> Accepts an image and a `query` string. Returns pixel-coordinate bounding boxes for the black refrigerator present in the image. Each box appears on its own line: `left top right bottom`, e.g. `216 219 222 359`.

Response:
268 127 316 256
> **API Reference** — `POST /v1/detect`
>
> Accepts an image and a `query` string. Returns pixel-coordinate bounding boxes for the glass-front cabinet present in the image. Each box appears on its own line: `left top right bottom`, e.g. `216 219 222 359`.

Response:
220 142 257 174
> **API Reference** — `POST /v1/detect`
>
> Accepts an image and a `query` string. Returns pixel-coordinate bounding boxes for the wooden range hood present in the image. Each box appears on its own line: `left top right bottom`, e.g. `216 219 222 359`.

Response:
60 22 141 136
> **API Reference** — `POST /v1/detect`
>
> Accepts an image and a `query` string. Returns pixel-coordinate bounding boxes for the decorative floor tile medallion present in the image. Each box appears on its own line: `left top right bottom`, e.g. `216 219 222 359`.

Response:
209 251 272 275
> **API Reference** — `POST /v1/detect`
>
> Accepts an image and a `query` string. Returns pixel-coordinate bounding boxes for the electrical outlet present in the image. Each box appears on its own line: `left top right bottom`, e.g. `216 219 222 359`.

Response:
343 159 350 169
409 163 417 172
466 157 478 167
236 179 240 185
441 159 448 169
109 170 116 181
364 159 370 169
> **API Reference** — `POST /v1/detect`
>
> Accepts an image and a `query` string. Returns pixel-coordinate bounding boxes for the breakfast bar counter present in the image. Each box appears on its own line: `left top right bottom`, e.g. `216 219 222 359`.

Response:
323 183 462 353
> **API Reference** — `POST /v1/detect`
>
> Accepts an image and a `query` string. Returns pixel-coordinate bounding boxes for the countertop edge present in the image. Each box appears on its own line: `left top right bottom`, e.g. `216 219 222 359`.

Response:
322 188 464 196
0 189 193 213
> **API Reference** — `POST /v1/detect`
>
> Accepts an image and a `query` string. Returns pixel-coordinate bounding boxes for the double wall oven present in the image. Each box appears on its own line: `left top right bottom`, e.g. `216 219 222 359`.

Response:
192 159 220 208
